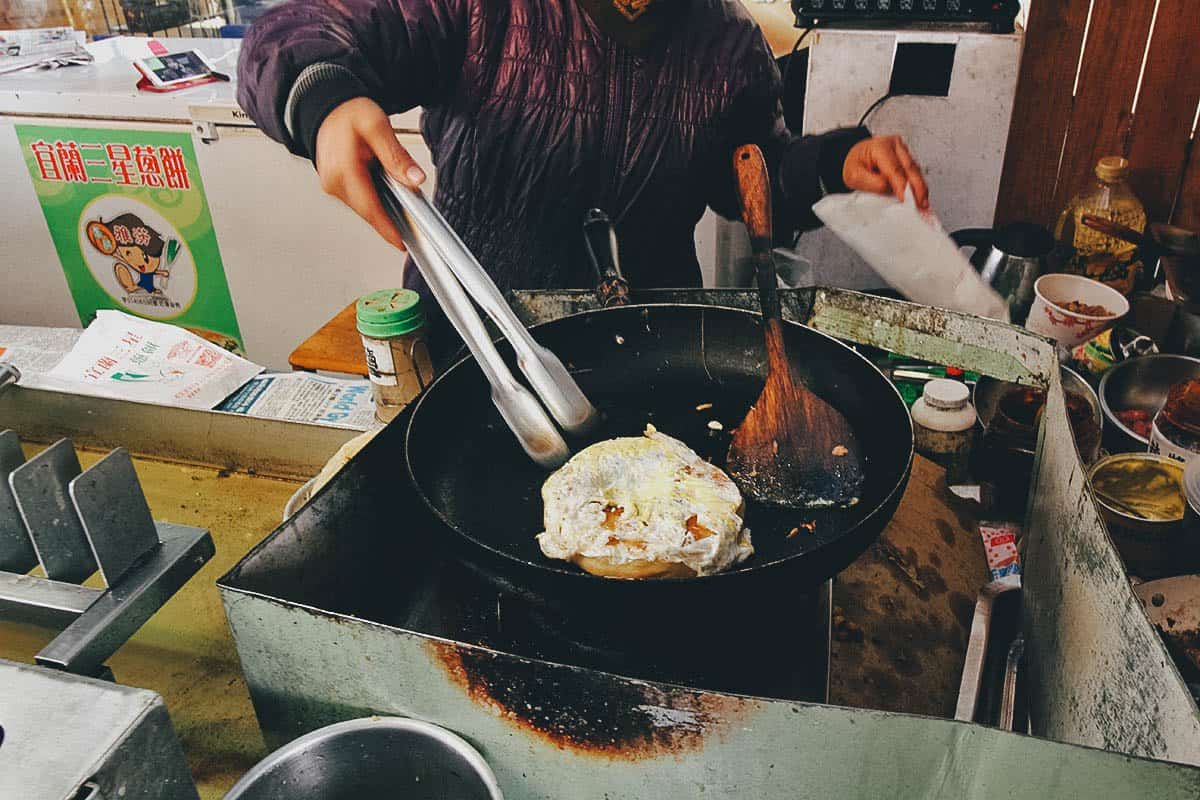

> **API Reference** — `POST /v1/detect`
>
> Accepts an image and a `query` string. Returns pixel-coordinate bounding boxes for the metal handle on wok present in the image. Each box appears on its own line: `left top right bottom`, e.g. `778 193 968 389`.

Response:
374 172 587 468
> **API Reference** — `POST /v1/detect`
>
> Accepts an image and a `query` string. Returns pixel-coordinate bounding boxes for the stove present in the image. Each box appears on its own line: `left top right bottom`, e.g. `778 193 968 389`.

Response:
219 289 1034 797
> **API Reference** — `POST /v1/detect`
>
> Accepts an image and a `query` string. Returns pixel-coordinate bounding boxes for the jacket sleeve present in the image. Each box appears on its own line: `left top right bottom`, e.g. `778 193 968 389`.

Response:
236 0 469 159
704 48 868 238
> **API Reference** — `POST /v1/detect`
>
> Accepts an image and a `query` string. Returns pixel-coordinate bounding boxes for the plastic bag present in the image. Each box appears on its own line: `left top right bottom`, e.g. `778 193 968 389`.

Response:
813 190 1009 321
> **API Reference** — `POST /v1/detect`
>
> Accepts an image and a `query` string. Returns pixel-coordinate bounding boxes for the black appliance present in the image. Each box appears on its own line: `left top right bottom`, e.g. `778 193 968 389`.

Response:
792 0 1020 32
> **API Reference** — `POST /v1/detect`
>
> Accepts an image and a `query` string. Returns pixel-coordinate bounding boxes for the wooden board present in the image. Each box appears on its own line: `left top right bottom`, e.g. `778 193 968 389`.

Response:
994 0 1091 227
998 3 1200 230
1050 1 1157 218
1126 0 1200 224
829 455 990 717
287 301 369 376
1177 146 1200 231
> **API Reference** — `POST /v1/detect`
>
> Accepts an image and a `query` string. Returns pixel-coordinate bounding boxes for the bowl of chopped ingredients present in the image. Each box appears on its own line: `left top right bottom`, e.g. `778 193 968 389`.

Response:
1101 354 1200 452
1026 273 1129 349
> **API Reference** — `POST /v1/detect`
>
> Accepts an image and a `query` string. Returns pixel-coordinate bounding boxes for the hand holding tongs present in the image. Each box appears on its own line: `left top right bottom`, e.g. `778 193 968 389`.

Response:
373 171 596 469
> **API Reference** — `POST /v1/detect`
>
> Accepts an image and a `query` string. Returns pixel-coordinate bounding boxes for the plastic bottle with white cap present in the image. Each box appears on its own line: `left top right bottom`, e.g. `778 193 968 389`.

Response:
911 378 977 484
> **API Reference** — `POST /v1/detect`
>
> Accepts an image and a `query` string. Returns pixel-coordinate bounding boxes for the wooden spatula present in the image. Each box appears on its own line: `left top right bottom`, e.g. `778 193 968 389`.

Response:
726 144 864 508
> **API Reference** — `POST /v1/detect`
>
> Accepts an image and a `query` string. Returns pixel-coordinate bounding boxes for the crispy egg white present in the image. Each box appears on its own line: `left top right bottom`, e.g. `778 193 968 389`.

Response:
536 425 753 577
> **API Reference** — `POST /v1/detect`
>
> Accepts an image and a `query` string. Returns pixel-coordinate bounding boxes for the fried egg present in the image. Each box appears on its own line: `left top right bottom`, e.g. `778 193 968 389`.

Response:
536 425 753 578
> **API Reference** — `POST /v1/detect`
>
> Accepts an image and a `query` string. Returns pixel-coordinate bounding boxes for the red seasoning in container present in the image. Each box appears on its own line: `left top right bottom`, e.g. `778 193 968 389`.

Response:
1150 379 1200 464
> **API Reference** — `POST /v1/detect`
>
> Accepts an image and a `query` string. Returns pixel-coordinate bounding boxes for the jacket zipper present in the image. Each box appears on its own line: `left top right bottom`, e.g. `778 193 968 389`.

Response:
604 47 634 221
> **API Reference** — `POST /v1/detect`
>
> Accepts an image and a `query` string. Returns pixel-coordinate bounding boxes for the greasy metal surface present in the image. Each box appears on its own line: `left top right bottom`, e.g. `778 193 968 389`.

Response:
220 590 1200 799
36 522 214 676
0 429 36 572
70 448 162 586
0 659 198 800
0 570 100 627
0 386 357 479
829 455 989 716
511 287 1044 384
9 438 96 583
1024 370 1200 763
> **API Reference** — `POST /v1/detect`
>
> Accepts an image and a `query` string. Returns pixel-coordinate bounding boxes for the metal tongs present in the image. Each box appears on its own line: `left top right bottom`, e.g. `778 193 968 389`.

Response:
374 172 596 469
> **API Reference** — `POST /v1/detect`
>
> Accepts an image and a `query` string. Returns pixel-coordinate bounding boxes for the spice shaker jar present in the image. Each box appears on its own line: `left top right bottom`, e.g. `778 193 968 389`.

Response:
1150 378 1200 464
356 289 432 422
911 378 977 484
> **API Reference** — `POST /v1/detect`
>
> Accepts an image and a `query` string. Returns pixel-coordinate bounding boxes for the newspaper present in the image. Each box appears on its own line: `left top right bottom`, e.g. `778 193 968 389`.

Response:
0 324 81 389
44 310 262 409
217 372 378 431
0 28 90 76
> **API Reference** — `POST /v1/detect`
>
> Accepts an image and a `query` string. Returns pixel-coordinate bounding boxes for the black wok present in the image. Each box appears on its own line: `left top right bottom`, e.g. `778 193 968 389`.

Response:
404 301 913 630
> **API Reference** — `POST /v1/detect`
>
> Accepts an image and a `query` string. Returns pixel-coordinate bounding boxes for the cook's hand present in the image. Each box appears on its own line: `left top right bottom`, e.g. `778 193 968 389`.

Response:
843 135 929 210
314 97 427 251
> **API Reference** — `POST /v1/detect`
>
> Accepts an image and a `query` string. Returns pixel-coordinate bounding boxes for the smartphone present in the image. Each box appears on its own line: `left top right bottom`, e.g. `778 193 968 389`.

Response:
133 50 216 88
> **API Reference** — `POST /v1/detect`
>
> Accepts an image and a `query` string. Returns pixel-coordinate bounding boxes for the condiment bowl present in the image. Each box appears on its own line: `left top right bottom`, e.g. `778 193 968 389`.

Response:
1026 274 1129 349
1100 354 1200 452
1088 452 1189 579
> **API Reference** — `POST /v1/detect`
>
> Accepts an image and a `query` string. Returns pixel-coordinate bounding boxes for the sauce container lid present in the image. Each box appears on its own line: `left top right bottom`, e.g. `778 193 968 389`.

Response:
357 289 425 337
922 378 970 411
1160 378 1200 435
1095 156 1130 182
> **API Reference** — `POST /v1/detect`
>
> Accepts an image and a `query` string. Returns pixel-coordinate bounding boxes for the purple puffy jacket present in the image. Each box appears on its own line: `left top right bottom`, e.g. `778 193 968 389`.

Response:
238 0 865 295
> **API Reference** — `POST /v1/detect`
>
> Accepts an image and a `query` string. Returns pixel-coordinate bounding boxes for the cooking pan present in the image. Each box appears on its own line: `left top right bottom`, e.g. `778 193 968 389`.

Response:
402 274 912 627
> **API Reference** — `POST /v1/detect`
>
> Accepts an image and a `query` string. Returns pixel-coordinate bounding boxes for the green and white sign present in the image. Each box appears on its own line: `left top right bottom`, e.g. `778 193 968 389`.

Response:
16 124 243 352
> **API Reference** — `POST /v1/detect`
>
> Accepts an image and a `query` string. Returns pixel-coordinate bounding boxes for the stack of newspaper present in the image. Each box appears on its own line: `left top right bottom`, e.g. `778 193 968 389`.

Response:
0 311 377 431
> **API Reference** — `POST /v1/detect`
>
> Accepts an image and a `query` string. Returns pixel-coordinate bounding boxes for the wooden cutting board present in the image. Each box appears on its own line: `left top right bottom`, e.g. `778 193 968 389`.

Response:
829 454 991 717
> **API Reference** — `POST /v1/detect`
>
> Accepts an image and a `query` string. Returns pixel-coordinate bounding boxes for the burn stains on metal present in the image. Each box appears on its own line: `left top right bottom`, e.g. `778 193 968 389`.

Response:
935 519 956 546
426 640 747 759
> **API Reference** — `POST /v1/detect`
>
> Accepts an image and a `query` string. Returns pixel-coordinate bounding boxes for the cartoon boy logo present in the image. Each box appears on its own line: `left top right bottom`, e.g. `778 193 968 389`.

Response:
85 212 178 297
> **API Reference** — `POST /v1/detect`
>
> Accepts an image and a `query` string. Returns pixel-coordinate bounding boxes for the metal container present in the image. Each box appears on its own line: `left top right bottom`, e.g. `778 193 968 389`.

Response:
973 366 1101 511
220 287 1200 772
1185 457 1200 534
0 659 198 800
1100 354 1200 452
225 717 503 800
975 365 1101 463
1088 453 1191 579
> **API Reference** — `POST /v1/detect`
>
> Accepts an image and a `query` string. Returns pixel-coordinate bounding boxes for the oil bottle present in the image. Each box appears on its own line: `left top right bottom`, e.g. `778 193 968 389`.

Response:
1054 156 1147 295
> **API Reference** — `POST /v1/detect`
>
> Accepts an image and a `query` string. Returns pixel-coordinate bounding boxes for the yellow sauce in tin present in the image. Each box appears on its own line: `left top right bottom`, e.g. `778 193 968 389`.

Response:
1090 455 1186 522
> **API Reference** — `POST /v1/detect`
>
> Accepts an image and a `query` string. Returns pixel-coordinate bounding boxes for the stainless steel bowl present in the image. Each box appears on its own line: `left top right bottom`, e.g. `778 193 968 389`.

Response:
225 717 504 800
1099 354 1200 452
974 365 1101 463
1088 453 1191 580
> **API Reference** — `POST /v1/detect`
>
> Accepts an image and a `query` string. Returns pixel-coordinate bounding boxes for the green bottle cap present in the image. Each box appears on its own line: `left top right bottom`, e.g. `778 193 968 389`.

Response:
356 289 424 337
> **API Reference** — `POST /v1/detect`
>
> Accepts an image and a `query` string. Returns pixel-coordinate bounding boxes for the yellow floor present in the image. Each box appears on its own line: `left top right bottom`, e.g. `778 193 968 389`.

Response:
0 446 303 798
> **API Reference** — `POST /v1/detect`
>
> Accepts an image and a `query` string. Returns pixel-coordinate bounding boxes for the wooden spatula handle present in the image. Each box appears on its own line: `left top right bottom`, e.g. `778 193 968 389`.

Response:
729 143 787 338
734 144 773 244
